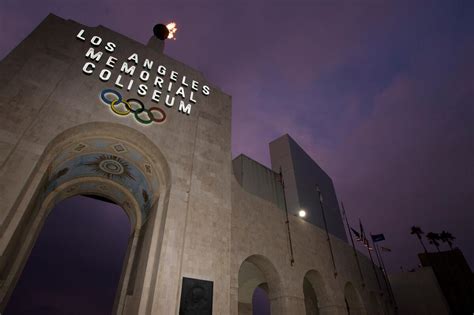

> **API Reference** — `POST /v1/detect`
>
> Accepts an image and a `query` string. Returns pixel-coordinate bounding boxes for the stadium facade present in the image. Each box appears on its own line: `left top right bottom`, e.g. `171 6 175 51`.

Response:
0 15 393 314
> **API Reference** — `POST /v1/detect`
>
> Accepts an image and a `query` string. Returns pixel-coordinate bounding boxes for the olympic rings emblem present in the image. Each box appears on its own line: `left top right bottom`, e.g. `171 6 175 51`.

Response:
100 89 166 125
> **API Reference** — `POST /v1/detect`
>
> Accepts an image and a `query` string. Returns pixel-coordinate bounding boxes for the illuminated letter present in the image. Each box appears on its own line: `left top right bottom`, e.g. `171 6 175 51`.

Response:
99 69 111 82
106 56 117 68
153 76 164 89
138 84 148 96
120 62 136 76
76 29 86 41
90 36 102 46
178 101 192 115
82 62 95 75
115 75 124 88
170 71 178 82
175 86 185 98
165 95 175 107
128 53 139 64
139 70 150 82
157 65 166 76
181 75 189 87
151 90 161 103
202 85 210 96
189 92 196 104
143 59 154 70
191 80 199 91
105 42 117 53
85 47 103 62
127 79 134 91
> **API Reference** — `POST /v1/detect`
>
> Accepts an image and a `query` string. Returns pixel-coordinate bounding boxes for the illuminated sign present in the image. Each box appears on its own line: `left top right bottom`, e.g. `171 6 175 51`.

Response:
75 29 210 122
100 89 166 125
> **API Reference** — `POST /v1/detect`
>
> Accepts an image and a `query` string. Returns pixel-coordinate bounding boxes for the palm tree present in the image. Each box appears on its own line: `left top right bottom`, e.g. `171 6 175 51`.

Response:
426 232 441 252
440 231 456 250
410 226 427 253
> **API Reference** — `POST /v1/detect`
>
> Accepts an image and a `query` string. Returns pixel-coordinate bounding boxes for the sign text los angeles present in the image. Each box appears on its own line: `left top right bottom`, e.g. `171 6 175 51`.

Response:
76 29 210 122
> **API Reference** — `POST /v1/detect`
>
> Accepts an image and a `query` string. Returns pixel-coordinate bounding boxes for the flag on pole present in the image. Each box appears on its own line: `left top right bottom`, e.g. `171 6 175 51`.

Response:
360 220 382 290
342 202 365 285
380 246 392 252
358 220 375 250
371 233 385 243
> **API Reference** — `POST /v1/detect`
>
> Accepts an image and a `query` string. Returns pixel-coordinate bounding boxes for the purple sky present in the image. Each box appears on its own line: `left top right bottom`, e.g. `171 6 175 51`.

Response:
1 0 473 276
5 196 130 314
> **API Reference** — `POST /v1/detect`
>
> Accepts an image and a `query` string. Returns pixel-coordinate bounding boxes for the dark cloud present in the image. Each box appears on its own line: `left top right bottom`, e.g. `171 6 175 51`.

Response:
1 0 472 276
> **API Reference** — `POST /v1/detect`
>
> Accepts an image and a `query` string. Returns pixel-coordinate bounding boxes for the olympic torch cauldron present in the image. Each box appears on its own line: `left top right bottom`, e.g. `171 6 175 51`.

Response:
147 22 178 53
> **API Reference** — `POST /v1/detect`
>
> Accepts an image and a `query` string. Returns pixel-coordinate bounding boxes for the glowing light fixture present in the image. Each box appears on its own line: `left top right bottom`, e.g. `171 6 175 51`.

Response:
298 210 306 218
153 22 178 41
166 22 178 40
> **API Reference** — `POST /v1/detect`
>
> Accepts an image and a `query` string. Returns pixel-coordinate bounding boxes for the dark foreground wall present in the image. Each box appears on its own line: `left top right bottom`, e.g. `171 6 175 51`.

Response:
389 267 450 315
419 248 474 314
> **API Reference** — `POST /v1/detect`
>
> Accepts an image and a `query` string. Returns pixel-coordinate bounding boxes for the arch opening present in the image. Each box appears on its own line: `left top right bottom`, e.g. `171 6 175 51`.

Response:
252 286 271 315
237 255 281 315
5 195 131 314
304 276 319 315
303 270 331 315
344 282 365 315
0 122 172 314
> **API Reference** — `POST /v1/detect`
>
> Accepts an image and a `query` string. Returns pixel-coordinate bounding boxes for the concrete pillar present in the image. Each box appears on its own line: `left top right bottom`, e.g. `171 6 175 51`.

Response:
230 285 239 315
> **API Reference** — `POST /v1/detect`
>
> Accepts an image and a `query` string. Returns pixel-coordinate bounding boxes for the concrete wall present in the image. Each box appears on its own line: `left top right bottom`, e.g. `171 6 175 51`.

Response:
0 14 232 314
389 267 450 315
419 249 474 314
269 134 347 242
232 154 285 211
0 13 396 315
231 177 392 315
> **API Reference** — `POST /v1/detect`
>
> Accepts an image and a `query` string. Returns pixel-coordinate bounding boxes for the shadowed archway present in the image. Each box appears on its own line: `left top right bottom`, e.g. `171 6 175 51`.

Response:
5 195 130 314
238 255 282 315
0 122 172 314
344 282 365 315
303 270 331 315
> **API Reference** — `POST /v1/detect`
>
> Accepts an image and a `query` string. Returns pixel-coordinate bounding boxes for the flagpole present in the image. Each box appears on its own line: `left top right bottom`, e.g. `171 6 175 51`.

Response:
316 185 337 277
367 240 382 290
377 243 397 310
279 168 295 266
372 234 393 300
341 202 365 287
360 220 382 290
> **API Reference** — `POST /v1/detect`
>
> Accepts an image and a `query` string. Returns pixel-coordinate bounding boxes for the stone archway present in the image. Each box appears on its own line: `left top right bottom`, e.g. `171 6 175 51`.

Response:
0 122 171 314
303 270 331 315
5 194 131 314
237 254 282 315
344 282 365 315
